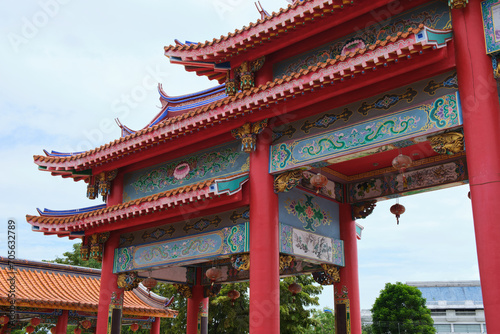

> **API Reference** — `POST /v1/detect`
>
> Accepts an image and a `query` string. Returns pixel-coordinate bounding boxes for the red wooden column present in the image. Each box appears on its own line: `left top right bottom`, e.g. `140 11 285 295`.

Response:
55 310 69 334
249 129 280 334
150 317 161 334
452 1 500 332
186 268 208 334
334 203 361 334
95 231 123 334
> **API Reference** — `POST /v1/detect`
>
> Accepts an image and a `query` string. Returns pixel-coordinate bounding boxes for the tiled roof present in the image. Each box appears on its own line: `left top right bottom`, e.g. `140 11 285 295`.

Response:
27 179 217 234
0 258 177 318
164 0 354 67
34 26 449 173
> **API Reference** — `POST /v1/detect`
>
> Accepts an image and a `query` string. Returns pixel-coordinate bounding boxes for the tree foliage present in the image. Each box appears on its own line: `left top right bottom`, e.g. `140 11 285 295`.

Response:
280 275 322 334
50 243 102 269
304 308 335 334
371 282 435 334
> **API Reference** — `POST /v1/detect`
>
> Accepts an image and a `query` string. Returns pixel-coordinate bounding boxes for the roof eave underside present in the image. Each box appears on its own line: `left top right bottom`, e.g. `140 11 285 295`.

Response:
33 26 450 174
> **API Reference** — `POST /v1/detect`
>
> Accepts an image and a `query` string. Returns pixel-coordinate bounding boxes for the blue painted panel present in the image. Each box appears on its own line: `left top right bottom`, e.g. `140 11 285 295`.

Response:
273 1 451 78
123 141 249 201
279 187 340 238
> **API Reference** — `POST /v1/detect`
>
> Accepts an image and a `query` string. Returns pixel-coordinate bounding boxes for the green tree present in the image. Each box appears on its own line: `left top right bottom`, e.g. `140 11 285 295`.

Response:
208 282 249 334
280 275 323 334
305 308 335 334
371 282 435 334
51 243 102 269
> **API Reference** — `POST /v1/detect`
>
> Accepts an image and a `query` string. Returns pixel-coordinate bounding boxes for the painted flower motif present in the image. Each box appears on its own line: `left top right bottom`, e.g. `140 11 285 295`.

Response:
305 206 314 219
173 162 190 180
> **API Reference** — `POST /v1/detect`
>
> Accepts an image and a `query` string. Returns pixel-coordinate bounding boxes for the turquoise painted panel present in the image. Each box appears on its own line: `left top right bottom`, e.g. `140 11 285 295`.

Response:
114 223 249 273
482 0 500 54
270 93 461 172
279 187 340 238
273 1 451 78
123 141 249 201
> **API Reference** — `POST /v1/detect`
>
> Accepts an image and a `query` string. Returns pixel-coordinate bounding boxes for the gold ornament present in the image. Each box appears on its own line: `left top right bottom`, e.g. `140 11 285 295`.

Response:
428 131 464 155
274 170 303 193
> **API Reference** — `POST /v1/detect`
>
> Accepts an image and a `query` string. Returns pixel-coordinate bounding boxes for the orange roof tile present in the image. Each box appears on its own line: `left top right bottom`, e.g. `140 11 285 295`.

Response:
0 258 177 318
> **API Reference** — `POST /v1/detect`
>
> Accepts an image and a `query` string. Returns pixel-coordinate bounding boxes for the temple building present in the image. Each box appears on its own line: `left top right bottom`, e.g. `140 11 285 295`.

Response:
0 257 176 333
17 0 500 333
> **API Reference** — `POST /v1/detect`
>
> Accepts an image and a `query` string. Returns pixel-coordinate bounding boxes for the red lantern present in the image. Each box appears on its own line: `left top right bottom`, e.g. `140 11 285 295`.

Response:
310 173 328 194
0 315 9 325
26 326 35 333
390 203 405 225
227 289 240 306
74 327 82 334
288 282 302 296
81 319 92 329
392 154 412 188
288 282 302 302
205 267 222 285
30 317 41 326
130 323 140 332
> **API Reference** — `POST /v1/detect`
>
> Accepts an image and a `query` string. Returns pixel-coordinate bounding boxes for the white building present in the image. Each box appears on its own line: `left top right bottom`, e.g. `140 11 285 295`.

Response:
361 281 485 333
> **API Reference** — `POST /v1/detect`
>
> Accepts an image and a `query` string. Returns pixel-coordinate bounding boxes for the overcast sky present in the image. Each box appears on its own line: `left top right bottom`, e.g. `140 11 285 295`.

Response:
0 1 479 311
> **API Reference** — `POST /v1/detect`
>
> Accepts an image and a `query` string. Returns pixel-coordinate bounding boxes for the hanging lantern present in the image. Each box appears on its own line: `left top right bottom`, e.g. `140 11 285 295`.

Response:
0 315 9 325
81 319 92 329
130 323 140 332
26 326 35 333
390 203 405 225
227 289 240 306
288 282 302 302
30 317 41 327
51 327 57 334
310 173 328 194
74 327 82 334
205 267 222 285
392 154 412 188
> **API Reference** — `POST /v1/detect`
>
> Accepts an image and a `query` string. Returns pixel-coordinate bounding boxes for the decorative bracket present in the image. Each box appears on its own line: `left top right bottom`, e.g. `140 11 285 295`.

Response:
279 254 296 272
352 200 377 220
448 0 467 9
312 264 340 285
274 170 304 193
86 232 110 262
225 57 265 96
117 271 141 291
173 284 193 299
231 253 250 271
231 119 268 152
428 131 464 155
87 170 117 201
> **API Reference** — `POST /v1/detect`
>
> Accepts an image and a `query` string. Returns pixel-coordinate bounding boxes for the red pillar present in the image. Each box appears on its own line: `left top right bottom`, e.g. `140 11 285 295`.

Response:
96 231 123 334
186 269 208 334
334 203 361 334
249 129 280 333
55 310 69 334
150 317 161 334
452 2 500 332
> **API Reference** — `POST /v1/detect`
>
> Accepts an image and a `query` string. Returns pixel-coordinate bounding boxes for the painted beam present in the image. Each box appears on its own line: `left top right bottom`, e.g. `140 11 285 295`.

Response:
270 93 462 173
113 223 249 273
